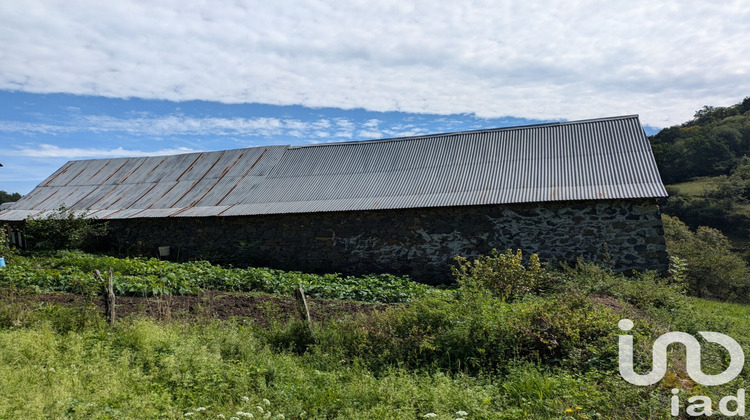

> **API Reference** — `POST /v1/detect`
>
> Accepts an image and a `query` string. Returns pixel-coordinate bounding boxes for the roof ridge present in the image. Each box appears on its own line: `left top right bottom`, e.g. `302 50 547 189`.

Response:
288 115 641 149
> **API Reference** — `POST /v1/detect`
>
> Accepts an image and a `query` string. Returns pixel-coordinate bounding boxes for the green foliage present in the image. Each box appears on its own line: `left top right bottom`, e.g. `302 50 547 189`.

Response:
309 289 619 376
4 255 749 418
0 225 12 263
660 166 750 246
0 250 434 302
451 249 549 301
650 96 750 184
23 205 109 251
662 214 750 301
0 190 21 205
4 312 638 420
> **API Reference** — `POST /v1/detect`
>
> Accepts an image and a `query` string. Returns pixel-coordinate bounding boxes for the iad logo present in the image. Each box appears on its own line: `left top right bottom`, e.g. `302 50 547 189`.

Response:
618 319 746 417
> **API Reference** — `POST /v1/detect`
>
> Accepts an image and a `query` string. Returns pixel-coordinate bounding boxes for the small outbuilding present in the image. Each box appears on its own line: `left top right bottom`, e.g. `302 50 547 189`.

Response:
0 115 669 282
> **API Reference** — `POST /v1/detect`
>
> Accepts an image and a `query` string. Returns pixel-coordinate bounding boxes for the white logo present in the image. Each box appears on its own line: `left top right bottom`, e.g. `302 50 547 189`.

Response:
618 319 746 417
618 318 744 386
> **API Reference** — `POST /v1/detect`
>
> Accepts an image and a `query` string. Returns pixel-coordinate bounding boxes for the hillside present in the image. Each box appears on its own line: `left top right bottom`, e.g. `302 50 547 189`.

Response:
650 97 750 255
650 97 750 184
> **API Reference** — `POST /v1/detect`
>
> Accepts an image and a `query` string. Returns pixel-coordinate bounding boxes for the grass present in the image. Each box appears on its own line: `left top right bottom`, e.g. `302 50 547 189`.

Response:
1 252 750 418
668 177 715 196
0 311 664 419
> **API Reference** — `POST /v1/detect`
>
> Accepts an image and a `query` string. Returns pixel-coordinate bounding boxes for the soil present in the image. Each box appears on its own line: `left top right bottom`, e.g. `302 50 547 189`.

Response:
11 291 387 325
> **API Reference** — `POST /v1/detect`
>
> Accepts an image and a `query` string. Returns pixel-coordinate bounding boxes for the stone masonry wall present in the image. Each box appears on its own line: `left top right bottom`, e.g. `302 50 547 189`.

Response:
106 199 669 284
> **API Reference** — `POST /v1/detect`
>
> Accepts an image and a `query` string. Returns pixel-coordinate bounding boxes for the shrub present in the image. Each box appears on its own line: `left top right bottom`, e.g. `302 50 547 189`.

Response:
451 249 549 301
662 214 750 302
0 225 12 263
312 289 619 375
23 205 109 251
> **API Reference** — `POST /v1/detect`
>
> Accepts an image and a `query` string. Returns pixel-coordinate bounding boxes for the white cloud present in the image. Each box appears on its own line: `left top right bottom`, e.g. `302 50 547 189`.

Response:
0 1 749 127
6 144 198 159
0 111 448 145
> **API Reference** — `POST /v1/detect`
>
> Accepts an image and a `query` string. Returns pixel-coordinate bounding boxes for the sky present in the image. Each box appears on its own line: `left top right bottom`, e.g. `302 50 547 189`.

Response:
1 1 749 195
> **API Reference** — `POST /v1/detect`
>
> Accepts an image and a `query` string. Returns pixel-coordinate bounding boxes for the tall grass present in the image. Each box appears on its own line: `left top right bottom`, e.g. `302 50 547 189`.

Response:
2 252 749 418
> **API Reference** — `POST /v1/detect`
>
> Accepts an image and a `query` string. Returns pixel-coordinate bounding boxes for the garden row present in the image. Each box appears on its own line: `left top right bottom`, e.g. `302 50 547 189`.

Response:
0 250 438 303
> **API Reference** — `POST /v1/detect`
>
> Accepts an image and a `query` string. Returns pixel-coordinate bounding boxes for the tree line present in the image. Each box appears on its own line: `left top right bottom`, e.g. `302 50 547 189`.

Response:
650 96 750 184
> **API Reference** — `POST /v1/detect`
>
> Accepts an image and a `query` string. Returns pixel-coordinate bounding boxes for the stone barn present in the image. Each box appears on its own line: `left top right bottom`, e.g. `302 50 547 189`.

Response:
0 115 669 283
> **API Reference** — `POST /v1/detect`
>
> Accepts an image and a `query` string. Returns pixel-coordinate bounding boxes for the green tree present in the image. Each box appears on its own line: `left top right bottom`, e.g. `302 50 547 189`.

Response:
23 205 109 250
0 190 21 205
662 215 749 302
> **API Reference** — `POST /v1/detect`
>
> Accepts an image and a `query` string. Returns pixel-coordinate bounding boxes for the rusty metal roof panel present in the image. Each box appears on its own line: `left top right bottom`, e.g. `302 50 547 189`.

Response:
1 116 666 221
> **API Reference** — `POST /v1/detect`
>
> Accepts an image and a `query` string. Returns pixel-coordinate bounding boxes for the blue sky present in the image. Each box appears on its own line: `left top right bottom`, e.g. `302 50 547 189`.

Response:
1 1 749 195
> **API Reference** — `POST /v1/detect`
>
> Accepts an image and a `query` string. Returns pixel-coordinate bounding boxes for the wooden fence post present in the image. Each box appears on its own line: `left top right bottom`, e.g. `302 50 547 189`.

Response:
293 287 313 339
95 268 116 325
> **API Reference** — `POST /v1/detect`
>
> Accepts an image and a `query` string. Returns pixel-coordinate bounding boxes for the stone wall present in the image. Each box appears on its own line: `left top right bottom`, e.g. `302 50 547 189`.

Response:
106 198 669 283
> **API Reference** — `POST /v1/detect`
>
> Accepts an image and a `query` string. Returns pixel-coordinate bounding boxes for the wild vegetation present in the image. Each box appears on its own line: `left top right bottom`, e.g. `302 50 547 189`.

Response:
1 247 748 419
662 215 750 302
651 97 750 247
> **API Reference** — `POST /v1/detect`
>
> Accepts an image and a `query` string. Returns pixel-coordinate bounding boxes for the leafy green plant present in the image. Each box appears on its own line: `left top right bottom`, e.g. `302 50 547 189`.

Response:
22 205 109 251
662 214 750 302
0 250 436 302
0 225 12 264
452 249 549 301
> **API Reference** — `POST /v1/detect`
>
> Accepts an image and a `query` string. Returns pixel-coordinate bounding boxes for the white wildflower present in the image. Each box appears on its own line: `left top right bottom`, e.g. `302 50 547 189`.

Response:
184 413 195 417
230 417 239 420
455 418 466 420
456 411 468 416
276 415 284 419
242 396 250 402
196 407 207 412
217 415 226 419
236 411 254 418
262 398 271 406
256 406 264 413
423 414 438 419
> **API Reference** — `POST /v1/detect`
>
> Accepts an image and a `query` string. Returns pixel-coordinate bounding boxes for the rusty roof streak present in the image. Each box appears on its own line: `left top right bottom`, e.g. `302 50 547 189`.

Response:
84 160 113 184
62 165 90 187
127 182 161 209
189 150 241 207
116 158 148 184
95 183 139 210
98 159 132 185
216 147 268 206
175 153 204 182
30 189 60 209
140 156 168 182
168 151 226 208
69 185 106 209
41 162 73 187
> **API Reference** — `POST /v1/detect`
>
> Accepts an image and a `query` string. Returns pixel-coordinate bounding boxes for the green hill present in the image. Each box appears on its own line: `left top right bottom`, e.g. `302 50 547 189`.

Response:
650 97 750 254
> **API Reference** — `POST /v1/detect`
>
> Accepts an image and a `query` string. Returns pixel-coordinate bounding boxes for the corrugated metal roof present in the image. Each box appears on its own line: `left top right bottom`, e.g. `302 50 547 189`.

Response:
0 115 667 221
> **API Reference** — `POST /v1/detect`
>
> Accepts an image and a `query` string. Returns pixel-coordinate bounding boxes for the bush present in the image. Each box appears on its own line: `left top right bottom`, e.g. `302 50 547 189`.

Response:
312 289 619 375
451 249 549 301
662 214 750 301
23 205 109 251
0 225 12 263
